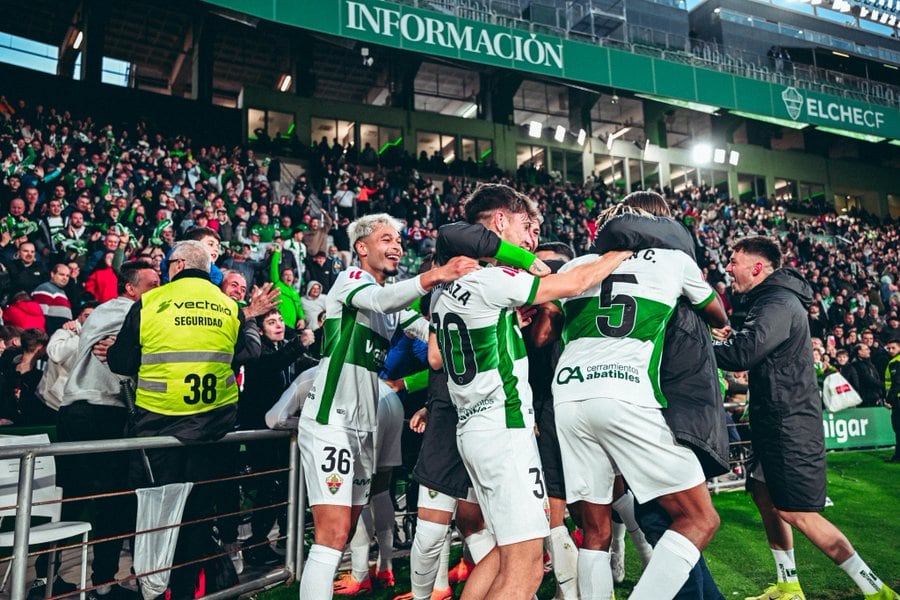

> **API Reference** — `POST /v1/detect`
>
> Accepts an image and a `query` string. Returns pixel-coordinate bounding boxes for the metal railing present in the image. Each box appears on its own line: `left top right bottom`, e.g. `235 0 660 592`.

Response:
0 429 300 600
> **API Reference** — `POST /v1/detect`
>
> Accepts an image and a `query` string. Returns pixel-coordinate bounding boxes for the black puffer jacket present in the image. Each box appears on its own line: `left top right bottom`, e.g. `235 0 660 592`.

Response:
713 268 826 510
595 214 729 478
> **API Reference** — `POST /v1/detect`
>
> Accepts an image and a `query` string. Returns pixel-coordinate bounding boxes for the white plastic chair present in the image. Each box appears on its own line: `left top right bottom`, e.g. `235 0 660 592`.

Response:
0 434 91 600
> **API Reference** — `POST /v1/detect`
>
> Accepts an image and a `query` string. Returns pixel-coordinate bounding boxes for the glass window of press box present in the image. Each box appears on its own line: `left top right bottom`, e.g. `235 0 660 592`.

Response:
311 118 356 149
417 132 458 165
360 124 403 158
248 109 295 140
517 145 547 170
595 155 626 196
550 149 585 183
461 138 493 165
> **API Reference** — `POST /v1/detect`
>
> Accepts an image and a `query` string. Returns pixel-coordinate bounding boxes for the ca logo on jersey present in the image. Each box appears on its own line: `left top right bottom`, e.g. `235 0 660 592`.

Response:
556 366 584 384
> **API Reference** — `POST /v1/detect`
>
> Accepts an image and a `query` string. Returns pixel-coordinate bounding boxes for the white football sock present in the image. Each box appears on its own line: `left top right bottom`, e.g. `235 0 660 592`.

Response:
548 525 579 599
577 548 614 600
772 548 799 584
299 544 343 600
410 519 449 600
629 530 699 600
349 510 372 582
435 530 451 590
372 491 394 573
839 553 883 594
612 491 653 567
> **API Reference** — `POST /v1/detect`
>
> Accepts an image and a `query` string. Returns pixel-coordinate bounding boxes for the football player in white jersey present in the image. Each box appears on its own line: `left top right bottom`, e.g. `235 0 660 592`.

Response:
430 184 630 600
545 202 728 600
297 214 479 600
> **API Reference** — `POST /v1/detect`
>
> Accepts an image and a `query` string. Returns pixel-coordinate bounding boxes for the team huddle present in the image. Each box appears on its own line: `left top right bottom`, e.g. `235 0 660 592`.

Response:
294 184 898 600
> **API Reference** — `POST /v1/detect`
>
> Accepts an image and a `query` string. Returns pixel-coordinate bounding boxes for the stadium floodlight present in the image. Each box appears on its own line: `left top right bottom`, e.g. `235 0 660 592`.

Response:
729 151 740 166
888 139 900 147
554 126 566 143
634 93 720 114
461 103 478 119
606 126 631 151
278 74 292 92
577 129 587 146
692 143 713 164
729 110 810 130
528 121 542 138
713 148 727 164
816 126 886 143
73 31 83 50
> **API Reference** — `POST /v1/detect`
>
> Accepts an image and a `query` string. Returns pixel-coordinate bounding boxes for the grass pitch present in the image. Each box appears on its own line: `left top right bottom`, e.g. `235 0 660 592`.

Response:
261 449 900 599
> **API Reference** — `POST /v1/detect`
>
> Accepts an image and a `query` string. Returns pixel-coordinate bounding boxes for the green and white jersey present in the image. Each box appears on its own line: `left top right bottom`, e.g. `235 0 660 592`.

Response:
430 266 540 432
552 249 716 409
301 267 425 432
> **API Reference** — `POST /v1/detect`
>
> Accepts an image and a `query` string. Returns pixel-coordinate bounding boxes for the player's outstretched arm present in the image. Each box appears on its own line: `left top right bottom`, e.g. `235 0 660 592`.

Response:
531 250 631 305
419 256 481 290
350 257 479 314
700 295 729 329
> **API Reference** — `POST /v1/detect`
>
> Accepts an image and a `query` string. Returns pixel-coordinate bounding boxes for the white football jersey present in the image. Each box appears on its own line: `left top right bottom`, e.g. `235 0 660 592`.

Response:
430 265 540 432
552 249 715 409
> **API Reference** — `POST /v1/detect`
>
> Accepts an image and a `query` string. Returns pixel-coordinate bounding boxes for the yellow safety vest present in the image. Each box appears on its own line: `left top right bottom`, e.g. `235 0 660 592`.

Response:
887 353 900 396
136 276 241 415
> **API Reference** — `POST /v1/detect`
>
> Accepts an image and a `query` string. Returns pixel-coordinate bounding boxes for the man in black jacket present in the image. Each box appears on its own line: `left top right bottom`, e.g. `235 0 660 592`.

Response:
713 236 897 600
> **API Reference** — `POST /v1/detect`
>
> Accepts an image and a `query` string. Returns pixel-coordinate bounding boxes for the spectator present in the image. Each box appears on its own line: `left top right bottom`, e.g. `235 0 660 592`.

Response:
58 260 160 597
301 281 326 331
3 291 46 332
305 251 337 294
35 301 97 415
84 251 118 303
239 308 316 566
269 242 305 330
303 212 332 257
850 343 885 407
32 262 73 334
7 240 47 295
0 327 50 425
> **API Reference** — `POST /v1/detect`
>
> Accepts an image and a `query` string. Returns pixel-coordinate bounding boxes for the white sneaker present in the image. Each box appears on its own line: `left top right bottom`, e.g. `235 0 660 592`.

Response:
227 541 244 575
610 547 625 584
629 528 653 569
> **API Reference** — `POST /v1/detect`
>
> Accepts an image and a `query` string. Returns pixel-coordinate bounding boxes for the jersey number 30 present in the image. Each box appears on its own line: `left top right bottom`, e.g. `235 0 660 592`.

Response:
433 312 476 386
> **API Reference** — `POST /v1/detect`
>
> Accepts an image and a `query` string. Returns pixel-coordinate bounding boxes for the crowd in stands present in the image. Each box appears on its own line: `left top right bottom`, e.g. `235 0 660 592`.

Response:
0 94 898 431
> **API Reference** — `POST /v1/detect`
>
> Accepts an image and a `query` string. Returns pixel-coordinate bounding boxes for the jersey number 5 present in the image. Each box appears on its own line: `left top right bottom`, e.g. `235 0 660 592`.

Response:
596 274 638 338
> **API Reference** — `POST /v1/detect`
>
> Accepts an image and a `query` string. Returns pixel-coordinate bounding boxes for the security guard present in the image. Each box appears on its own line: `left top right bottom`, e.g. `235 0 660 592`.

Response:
108 239 249 599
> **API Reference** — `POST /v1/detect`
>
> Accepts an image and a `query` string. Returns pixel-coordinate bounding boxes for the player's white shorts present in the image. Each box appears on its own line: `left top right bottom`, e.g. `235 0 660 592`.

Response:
458 428 550 546
298 416 374 507
376 381 403 470
417 485 478 513
556 398 705 505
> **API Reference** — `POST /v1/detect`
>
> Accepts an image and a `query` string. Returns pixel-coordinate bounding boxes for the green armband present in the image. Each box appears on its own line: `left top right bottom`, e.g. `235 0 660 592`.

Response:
409 297 422 316
403 370 430 394
494 240 536 270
